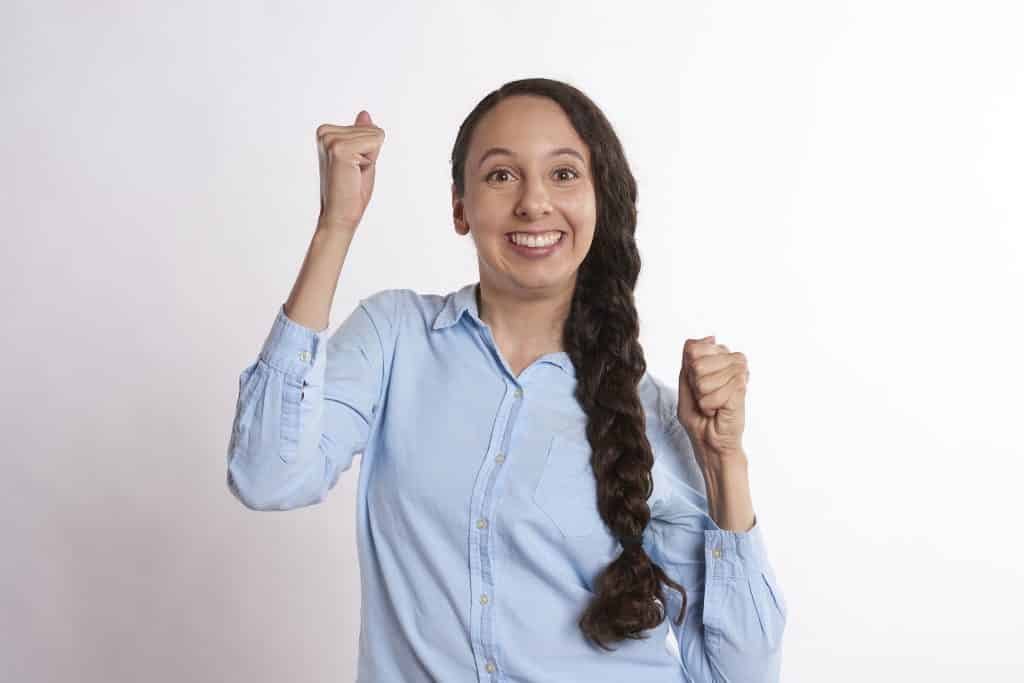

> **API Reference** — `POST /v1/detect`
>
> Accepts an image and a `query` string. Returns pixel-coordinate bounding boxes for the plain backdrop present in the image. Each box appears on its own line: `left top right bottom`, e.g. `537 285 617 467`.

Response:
3 1 1021 681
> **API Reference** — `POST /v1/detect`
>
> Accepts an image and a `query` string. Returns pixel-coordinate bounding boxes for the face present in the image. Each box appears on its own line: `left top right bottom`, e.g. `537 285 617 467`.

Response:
453 95 597 295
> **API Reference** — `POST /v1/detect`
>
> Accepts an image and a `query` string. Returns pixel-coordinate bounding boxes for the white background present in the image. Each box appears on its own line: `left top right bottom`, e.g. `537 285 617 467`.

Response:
3 1 1021 681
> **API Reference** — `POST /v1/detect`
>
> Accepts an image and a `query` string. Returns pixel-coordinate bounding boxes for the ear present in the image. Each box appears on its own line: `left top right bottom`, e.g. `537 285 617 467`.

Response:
452 183 469 236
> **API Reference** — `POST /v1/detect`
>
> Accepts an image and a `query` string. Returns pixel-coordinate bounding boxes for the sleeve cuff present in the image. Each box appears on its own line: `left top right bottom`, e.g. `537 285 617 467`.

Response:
704 514 770 579
258 303 331 381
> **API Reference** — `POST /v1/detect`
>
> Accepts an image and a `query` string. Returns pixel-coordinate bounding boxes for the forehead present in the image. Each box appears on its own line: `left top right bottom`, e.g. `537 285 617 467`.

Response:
470 95 590 166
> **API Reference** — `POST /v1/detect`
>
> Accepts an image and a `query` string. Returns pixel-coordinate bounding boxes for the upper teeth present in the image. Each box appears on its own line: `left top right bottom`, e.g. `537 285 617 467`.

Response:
510 231 562 247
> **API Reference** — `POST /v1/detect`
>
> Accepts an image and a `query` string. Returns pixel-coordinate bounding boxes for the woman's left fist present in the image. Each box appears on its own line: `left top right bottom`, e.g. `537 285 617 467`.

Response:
676 335 750 462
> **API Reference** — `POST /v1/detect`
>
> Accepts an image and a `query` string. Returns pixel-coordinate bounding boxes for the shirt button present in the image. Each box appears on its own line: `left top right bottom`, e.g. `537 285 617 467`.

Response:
298 350 311 362
513 388 523 399
476 518 488 529
712 548 723 559
485 661 496 673
480 593 489 605
494 453 505 464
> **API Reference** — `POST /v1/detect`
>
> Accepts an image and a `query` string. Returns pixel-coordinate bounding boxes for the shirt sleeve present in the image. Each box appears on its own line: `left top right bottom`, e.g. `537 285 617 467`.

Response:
647 399 788 682
226 290 399 510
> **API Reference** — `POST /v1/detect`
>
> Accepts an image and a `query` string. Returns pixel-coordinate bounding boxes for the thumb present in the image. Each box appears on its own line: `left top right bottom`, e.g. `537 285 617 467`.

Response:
354 110 373 127
677 357 698 417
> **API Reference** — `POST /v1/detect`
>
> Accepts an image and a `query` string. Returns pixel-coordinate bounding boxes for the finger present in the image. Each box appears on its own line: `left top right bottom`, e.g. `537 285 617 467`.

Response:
316 120 383 136
688 350 744 386
319 133 386 165
682 336 720 373
318 129 384 142
698 372 744 414
691 361 737 398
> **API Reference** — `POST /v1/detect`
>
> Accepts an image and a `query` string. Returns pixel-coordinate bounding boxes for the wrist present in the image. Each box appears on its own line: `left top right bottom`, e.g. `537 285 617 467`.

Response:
696 451 754 532
694 443 749 471
316 213 359 235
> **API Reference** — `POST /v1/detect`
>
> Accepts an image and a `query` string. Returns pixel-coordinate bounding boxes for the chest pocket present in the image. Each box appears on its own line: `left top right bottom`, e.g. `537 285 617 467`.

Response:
532 434 606 538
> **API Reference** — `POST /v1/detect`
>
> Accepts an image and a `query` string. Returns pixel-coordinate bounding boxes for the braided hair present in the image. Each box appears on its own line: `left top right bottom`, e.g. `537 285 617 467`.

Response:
450 77 688 651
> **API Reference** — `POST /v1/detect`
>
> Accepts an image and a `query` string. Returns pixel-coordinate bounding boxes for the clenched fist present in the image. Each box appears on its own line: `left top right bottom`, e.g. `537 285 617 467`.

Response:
676 335 750 465
316 110 386 231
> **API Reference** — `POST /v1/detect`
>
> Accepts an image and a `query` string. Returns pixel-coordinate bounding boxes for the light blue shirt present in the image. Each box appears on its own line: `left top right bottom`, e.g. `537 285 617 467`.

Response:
226 281 787 682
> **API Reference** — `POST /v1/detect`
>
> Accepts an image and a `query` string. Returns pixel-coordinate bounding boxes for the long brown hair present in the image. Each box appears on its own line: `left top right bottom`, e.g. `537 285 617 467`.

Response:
450 77 688 651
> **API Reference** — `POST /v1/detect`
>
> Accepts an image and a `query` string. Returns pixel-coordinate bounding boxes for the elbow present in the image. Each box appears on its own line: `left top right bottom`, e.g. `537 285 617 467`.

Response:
226 470 279 511
225 457 326 511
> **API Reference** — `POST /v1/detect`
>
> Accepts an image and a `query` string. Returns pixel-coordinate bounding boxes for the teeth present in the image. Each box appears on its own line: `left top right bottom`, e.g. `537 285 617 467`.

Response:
510 231 562 247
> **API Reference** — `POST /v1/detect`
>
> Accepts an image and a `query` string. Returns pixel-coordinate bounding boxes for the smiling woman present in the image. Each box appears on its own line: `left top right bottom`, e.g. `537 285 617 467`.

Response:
449 79 697 649
228 77 786 683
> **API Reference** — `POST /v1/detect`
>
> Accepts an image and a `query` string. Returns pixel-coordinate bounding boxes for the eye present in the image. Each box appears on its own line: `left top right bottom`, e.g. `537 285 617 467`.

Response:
486 168 514 183
485 166 581 183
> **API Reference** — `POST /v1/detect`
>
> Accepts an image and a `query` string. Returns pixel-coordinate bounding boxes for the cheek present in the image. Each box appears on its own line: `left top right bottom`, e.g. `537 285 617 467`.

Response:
567 205 597 244
565 192 597 232
572 231 595 257
564 190 594 214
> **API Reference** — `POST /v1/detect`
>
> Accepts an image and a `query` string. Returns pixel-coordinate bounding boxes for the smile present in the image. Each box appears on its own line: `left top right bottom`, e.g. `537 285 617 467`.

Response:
504 231 566 258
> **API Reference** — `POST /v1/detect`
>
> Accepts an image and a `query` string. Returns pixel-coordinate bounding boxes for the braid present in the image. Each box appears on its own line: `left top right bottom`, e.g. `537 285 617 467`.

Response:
565 210 687 652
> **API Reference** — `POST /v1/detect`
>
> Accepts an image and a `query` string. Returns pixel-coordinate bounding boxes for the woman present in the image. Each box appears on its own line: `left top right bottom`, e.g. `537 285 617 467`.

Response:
227 77 787 682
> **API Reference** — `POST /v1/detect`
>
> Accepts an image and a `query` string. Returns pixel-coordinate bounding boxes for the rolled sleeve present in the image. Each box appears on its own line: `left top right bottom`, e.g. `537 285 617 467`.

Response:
701 516 787 682
226 292 399 511
258 303 330 382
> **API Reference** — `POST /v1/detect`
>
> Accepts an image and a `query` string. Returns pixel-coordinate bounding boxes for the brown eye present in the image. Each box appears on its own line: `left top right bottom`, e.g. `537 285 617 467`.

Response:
485 167 580 183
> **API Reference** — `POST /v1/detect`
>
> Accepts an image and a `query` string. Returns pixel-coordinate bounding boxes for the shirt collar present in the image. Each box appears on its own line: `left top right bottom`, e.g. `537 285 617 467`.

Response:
431 281 576 378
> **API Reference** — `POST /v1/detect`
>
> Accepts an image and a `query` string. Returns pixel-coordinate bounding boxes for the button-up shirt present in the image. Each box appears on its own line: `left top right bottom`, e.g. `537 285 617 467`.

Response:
226 281 787 682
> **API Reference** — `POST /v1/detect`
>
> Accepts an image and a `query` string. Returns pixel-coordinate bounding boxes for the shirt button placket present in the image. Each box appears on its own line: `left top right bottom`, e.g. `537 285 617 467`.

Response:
476 385 519 680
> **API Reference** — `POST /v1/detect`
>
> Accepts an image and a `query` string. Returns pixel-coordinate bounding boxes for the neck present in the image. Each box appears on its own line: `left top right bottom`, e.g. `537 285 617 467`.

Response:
476 279 573 355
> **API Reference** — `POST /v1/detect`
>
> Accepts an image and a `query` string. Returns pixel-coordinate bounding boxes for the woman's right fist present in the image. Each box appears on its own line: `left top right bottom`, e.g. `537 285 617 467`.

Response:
316 111 385 230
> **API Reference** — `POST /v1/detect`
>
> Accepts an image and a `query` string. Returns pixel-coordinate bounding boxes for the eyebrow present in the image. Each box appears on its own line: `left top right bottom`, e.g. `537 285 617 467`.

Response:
476 146 585 170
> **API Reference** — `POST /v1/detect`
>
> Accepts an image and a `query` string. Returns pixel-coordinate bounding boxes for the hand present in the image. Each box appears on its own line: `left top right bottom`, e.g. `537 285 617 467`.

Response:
315 110 386 230
676 335 750 465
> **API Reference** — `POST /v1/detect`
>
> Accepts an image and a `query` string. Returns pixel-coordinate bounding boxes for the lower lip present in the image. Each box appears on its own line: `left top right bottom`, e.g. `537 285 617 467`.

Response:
504 232 566 259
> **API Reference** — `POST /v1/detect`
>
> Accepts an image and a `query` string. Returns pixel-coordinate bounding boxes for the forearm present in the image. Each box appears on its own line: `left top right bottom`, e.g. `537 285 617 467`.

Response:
283 221 358 332
696 448 756 532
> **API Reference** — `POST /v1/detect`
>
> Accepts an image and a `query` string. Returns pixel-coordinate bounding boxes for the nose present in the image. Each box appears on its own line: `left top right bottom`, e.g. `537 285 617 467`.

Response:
514 176 552 218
